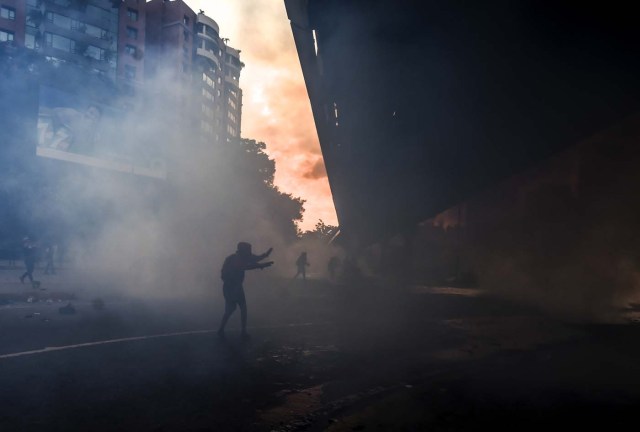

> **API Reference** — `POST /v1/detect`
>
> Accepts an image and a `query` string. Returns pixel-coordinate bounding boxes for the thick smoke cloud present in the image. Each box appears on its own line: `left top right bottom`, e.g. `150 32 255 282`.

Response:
186 0 338 230
302 158 328 180
469 129 640 323
0 51 326 301
408 121 640 323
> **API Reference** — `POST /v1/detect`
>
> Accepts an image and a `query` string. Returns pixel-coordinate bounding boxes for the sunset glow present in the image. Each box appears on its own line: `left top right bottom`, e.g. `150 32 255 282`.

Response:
185 0 337 231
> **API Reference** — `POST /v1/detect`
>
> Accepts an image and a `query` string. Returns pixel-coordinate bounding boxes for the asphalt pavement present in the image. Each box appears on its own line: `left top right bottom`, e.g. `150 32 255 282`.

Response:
2 263 640 431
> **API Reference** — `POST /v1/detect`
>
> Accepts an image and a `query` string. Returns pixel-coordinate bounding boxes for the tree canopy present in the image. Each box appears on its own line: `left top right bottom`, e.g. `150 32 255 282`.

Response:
301 219 339 242
222 138 305 244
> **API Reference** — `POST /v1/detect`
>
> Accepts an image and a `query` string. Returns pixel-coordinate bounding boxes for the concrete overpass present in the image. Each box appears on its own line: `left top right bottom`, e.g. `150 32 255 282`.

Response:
285 0 640 250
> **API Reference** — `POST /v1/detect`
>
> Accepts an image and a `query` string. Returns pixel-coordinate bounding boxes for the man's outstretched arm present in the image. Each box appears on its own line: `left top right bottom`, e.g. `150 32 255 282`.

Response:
253 247 273 262
245 261 273 271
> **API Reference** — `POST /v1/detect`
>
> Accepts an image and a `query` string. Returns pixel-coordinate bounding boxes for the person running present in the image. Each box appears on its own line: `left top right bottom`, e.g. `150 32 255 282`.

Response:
19 237 37 286
294 252 310 280
217 242 273 340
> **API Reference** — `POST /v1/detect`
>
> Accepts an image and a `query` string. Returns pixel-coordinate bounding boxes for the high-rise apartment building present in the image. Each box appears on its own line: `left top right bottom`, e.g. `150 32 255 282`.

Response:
22 0 119 80
194 11 222 144
0 0 26 45
2 0 243 154
117 0 145 92
145 0 195 86
144 0 197 167
4 0 146 92
146 0 243 145
1 0 247 245
223 45 242 140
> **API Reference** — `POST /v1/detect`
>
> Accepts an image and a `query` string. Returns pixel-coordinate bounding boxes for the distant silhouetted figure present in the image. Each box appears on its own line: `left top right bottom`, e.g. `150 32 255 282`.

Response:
294 252 310 280
328 256 341 280
44 243 56 275
19 237 37 285
218 242 273 339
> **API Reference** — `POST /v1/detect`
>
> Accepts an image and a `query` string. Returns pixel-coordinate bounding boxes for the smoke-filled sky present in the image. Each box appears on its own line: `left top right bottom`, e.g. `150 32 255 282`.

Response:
184 0 337 231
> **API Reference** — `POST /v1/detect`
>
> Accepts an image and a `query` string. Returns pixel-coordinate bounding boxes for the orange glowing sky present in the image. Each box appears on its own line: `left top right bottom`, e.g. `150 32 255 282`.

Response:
185 0 337 231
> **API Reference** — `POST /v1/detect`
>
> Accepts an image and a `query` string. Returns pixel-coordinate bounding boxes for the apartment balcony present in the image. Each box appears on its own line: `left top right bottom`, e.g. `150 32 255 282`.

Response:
196 46 219 69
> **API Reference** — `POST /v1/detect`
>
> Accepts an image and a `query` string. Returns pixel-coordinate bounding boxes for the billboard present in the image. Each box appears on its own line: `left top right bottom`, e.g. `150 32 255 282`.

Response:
36 85 166 179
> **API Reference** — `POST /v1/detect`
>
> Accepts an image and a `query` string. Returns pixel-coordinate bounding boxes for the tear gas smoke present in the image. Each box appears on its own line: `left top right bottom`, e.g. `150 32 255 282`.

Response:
0 54 341 302
405 121 640 323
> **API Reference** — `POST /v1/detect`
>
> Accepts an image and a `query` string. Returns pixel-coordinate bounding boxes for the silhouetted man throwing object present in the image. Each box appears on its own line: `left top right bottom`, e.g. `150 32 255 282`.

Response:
218 242 273 340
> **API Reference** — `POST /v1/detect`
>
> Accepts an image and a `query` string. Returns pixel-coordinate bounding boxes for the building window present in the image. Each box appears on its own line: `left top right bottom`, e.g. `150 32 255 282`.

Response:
25 33 36 49
127 8 138 22
202 104 214 118
0 28 13 42
202 73 214 88
1 6 16 20
202 88 214 102
85 23 108 39
125 44 136 56
124 64 136 80
86 4 114 24
206 26 218 39
45 11 109 40
44 32 75 53
201 120 214 135
85 45 106 61
183 15 189 26
126 26 138 40
203 39 219 56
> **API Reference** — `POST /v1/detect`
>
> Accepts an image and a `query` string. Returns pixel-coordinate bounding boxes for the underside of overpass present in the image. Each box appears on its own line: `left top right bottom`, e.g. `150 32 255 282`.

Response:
285 0 640 250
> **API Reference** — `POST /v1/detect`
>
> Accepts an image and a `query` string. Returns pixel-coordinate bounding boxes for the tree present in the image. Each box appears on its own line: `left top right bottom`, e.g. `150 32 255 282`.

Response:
215 138 305 244
302 219 339 242
0 43 307 282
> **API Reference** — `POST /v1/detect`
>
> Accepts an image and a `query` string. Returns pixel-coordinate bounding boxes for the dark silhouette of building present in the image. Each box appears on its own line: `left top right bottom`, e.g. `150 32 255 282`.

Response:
285 0 640 249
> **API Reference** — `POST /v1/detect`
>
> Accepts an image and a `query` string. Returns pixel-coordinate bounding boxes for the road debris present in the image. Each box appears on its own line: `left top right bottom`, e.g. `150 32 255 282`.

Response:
58 303 76 315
